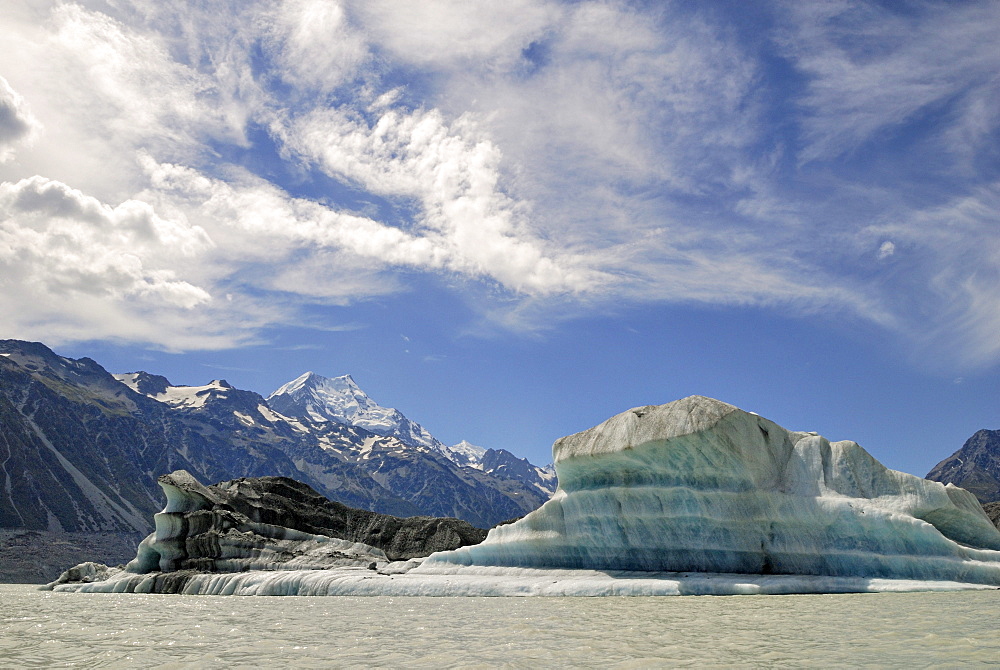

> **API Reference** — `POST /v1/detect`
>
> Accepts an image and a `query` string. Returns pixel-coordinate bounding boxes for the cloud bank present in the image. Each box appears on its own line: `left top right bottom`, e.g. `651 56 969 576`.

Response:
0 1 997 368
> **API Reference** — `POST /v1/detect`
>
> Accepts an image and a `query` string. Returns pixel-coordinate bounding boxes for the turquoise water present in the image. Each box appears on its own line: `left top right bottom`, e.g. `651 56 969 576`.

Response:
1 584 997 667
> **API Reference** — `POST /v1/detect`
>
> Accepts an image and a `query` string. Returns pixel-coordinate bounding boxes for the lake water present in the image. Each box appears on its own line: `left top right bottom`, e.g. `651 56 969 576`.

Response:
1 584 997 667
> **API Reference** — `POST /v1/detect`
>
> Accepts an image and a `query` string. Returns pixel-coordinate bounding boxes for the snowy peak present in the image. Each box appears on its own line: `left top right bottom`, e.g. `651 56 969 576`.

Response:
449 440 488 468
267 372 444 453
267 371 557 496
271 371 362 401
110 371 170 397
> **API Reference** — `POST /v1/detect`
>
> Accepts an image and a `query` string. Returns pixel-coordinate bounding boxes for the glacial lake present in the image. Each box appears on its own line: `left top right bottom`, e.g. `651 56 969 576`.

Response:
1 584 997 667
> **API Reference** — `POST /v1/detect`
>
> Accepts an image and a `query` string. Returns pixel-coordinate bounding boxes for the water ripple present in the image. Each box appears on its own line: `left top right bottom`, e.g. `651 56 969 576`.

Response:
1 585 997 667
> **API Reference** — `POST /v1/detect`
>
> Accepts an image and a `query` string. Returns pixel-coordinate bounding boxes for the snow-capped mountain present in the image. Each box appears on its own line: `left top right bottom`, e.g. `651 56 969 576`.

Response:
268 372 448 454
1 339 561 579
445 440 555 495
115 373 235 410
267 372 557 497
448 439 488 468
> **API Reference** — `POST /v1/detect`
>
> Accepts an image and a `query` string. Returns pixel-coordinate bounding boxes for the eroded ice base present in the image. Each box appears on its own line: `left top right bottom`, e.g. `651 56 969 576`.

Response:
50 565 998 597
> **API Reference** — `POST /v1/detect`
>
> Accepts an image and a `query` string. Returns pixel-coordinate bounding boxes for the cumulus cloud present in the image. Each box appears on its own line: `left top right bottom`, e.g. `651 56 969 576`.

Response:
0 175 250 349
0 76 39 162
0 176 212 306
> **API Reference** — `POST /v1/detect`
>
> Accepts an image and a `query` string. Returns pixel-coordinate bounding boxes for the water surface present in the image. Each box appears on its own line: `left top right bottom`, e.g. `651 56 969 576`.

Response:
1 584 997 667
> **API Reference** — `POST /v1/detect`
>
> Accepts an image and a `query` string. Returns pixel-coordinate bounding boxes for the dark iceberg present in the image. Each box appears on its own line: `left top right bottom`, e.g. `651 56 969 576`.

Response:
47 470 485 593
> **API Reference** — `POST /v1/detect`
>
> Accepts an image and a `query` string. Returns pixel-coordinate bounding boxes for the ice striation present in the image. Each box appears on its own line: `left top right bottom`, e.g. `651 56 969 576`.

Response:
420 396 1000 585
49 396 1000 596
46 470 487 593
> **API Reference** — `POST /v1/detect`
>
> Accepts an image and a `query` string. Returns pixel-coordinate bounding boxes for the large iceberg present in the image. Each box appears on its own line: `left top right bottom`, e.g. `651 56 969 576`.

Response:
50 396 1000 595
420 397 1000 584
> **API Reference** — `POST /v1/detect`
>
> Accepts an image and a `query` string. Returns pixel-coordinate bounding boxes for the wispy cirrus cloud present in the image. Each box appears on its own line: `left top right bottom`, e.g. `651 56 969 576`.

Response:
778 1 1000 166
0 0 996 370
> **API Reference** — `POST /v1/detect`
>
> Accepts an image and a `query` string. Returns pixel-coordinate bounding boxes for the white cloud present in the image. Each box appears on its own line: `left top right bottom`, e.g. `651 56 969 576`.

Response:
277 105 606 294
264 0 371 94
0 0 995 370
861 181 1000 367
0 76 39 162
139 153 605 302
0 175 254 350
348 0 558 70
779 1 1000 164
0 176 212 306
0 2 250 200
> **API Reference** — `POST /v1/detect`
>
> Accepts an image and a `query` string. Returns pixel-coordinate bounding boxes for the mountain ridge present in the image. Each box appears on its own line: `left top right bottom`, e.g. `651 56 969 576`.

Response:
0 338 554 583
926 428 1000 504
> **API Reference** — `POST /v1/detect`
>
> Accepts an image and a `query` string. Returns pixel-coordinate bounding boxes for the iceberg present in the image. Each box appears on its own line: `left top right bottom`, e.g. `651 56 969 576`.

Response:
420 397 1000 585
50 396 1000 596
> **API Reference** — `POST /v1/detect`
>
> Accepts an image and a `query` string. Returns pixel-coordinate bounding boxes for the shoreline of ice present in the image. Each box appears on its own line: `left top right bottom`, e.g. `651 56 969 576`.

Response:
50 565 999 597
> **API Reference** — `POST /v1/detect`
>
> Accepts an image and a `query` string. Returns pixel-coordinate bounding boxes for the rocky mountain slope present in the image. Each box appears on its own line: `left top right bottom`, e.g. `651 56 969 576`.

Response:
0 339 554 580
926 429 1000 504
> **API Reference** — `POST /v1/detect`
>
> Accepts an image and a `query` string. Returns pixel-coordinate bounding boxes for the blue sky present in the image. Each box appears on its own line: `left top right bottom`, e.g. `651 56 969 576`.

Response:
1 0 998 476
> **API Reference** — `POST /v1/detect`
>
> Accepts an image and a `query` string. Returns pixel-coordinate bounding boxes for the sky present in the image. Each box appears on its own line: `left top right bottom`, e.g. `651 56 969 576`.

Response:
1 0 998 476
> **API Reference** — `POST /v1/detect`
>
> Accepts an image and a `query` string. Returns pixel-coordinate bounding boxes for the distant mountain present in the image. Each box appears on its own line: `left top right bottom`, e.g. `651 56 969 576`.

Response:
926 429 1000 504
115 372 553 527
268 372 449 456
0 339 556 580
448 439 488 467
266 371 556 498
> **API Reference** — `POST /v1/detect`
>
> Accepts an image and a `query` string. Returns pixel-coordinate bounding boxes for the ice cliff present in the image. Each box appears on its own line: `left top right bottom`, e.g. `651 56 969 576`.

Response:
419 396 1000 585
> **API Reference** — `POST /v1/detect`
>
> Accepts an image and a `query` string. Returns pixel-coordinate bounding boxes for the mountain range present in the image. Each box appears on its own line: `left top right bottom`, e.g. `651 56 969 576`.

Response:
4 336 998 582
0 339 554 581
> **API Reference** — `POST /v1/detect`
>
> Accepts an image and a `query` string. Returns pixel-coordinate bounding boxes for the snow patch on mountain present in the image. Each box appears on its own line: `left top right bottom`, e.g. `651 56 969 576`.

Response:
113 373 233 410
